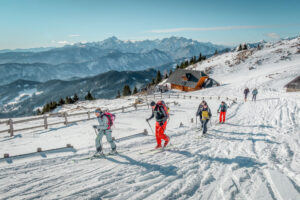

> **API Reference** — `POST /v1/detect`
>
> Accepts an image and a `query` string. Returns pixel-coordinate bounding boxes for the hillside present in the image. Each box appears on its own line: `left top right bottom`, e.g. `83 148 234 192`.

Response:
0 37 299 200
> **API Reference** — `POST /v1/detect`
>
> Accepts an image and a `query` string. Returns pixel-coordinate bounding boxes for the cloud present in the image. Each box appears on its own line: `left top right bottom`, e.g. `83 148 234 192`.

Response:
69 34 80 37
266 33 280 39
51 40 73 45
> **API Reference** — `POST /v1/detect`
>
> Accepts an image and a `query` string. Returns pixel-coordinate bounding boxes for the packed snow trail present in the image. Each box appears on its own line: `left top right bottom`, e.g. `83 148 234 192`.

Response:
0 95 299 200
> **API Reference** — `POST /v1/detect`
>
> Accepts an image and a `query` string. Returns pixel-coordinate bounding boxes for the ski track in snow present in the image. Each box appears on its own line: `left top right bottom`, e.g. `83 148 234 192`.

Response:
1 37 300 200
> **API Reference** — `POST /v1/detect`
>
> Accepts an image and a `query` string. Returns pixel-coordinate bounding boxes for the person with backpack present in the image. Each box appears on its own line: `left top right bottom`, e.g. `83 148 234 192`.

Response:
196 100 206 127
199 101 212 135
93 108 116 156
217 101 228 123
146 101 170 149
244 87 250 102
252 88 258 102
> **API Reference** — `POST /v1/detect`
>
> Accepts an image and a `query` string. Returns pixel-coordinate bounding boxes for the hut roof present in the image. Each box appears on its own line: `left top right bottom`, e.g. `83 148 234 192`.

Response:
167 69 207 88
285 76 300 89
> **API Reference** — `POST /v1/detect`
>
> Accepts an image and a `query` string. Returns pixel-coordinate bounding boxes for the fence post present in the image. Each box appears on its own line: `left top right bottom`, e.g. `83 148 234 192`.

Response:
218 96 220 100
8 119 13 137
153 94 155 99
87 111 90 119
202 97 205 100
43 115 48 129
122 106 124 113
64 112 68 125
134 104 137 111
184 95 185 99
177 94 179 99
190 96 192 99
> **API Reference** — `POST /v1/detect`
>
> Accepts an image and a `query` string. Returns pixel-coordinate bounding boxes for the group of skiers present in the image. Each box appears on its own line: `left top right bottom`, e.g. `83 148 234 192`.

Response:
91 99 231 156
244 87 258 102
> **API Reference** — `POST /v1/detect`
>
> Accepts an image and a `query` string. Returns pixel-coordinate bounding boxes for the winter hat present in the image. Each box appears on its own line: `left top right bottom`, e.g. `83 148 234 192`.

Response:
150 101 156 106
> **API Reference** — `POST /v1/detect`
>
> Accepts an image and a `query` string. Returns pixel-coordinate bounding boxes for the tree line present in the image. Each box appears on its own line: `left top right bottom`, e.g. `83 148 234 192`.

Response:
37 91 95 115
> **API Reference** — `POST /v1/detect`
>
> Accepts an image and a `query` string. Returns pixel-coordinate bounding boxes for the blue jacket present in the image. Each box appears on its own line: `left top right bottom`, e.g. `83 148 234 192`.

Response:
218 104 228 112
252 89 258 95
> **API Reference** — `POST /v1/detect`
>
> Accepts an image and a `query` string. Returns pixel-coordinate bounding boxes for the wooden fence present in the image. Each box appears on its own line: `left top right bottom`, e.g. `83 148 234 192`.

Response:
0 93 237 137
0 101 176 137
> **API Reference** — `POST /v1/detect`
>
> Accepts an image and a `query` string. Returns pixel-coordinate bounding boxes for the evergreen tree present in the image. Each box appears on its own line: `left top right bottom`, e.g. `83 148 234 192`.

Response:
36 108 42 115
59 98 65 105
237 44 243 51
198 53 202 62
65 96 71 104
214 50 218 55
242 44 248 50
164 73 168 79
155 70 162 84
122 85 131 96
176 64 180 69
85 91 94 100
132 86 138 95
116 90 121 98
169 69 173 76
151 78 155 85
73 93 79 103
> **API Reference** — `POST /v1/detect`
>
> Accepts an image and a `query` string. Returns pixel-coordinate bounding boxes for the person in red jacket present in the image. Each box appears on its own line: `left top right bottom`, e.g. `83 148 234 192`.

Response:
146 101 170 149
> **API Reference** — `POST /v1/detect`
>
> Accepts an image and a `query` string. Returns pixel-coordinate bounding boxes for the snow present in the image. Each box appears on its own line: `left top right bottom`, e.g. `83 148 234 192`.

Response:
0 37 300 199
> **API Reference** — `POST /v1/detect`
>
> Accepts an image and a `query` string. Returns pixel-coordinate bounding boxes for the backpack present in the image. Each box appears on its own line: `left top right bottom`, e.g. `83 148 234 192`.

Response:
102 112 115 130
156 100 169 119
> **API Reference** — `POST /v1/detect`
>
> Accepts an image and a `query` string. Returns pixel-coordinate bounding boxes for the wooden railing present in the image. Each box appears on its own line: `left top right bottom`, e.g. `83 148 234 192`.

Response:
0 101 177 137
0 92 237 137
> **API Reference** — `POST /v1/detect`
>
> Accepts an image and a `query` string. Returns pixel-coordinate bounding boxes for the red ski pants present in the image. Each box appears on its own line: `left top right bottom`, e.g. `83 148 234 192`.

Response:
219 112 226 123
155 121 169 146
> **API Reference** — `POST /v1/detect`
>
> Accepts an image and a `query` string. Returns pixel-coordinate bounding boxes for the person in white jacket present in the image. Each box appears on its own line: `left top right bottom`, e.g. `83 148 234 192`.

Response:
93 108 116 156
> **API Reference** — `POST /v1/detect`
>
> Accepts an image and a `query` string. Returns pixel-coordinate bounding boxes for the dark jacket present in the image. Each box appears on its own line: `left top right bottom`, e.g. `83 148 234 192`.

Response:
244 88 250 95
196 104 203 118
147 105 168 122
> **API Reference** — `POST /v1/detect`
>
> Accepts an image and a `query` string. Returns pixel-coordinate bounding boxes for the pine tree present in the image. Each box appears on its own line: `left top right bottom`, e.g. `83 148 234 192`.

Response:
65 96 71 104
214 50 218 55
155 70 162 84
169 69 173 76
122 85 131 96
198 53 202 62
132 86 138 95
176 64 179 69
151 78 155 85
237 44 242 51
116 90 121 98
36 108 42 115
242 44 248 50
59 98 65 105
85 91 94 100
73 93 79 103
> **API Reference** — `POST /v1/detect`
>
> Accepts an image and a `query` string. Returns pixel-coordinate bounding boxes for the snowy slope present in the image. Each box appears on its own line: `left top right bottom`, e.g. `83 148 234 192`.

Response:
0 37 300 200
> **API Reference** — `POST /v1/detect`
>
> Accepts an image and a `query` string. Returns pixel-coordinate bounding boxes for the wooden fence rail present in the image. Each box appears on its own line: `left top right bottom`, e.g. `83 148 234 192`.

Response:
0 101 176 137
0 92 237 137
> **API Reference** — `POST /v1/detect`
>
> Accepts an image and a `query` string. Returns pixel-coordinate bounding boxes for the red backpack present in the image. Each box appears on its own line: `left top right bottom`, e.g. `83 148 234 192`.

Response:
156 100 169 119
102 112 115 130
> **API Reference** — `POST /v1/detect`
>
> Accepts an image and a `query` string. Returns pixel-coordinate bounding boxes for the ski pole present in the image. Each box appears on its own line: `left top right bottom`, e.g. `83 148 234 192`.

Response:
196 115 197 126
93 127 98 135
147 121 154 135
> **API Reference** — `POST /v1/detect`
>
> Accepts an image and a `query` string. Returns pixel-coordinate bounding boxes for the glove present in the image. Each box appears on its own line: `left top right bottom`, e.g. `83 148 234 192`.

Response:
146 118 149 122
93 125 97 129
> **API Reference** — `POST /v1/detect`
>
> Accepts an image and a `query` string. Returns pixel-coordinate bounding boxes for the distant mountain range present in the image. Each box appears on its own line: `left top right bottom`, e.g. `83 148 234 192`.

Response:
0 69 157 118
0 36 227 85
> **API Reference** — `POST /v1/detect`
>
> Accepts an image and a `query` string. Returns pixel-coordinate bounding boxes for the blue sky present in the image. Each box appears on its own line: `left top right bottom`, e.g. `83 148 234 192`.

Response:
0 0 300 49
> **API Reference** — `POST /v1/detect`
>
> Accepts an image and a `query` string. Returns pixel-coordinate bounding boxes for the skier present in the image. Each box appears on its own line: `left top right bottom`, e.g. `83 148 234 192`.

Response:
252 88 258 102
196 100 206 127
146 101 170 149
244 87 250 102
217 101 228 123
93 108 116 156
200 101 212 135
